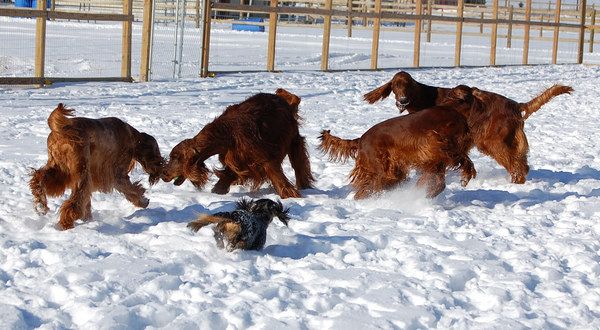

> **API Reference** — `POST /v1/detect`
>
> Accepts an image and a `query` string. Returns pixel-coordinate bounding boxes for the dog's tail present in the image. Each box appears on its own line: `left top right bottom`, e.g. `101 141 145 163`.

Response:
48 103 81 142
319 130 359 162
363 80 392 104
187 214 229 232
48 103 74 132
519 85 573 120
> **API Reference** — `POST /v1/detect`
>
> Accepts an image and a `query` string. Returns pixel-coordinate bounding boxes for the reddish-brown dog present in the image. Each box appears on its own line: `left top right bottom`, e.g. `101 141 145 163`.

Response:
162 89 314 199
320 87 477 199
363 71 573 183
29 104 164 230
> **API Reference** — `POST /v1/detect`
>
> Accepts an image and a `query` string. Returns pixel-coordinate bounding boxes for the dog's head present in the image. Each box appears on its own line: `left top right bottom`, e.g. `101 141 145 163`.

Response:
236 198 290 226
134 132 164 185
162 139 209 188
364 71 421 113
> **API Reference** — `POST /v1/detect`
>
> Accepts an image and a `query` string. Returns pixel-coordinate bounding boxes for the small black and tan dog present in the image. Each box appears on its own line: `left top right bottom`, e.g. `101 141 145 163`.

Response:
188 198 289 251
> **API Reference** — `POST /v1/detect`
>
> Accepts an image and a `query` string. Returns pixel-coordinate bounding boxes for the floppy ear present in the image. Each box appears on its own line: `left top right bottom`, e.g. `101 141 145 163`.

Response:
363 81 393 104
276 88 301 108
450 85 473 102
135 133 164 185
183 153 209 189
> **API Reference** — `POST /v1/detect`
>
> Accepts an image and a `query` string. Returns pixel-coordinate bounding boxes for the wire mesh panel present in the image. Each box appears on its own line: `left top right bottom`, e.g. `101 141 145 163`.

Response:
45 20 123 77
150 0 204 79
0 16 36 77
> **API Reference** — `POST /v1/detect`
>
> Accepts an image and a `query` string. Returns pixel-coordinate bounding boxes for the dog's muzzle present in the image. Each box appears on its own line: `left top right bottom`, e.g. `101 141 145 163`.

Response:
395 97 410 113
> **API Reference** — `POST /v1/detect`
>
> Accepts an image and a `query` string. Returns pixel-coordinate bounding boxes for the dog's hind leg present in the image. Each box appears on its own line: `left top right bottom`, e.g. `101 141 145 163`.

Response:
29 165 70 215
263 162 300 198
58 172 92 230
115 175 149 208
417 170 446 198
288 135 314 189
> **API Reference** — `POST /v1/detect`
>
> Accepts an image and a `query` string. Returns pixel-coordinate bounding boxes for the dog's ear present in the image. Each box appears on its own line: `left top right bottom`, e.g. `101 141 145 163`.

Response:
363 81 393 104
276 88 301 108
449 85 473 102
135 133 163 185
183 153 209 189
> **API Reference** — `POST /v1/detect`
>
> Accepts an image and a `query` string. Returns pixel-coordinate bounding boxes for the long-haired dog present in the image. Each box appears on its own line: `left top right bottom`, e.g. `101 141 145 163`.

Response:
320 87 477 199
162 89 314 199
29 104 164 230
363 71 573 183
187 198 289 251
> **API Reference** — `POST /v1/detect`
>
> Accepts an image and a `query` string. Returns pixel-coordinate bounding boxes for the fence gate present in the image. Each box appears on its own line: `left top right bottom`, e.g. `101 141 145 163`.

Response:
149 0 205 80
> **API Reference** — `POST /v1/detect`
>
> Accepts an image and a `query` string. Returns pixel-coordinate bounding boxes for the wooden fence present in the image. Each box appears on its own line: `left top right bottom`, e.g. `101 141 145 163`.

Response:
199 0 599 77
0 2 135 85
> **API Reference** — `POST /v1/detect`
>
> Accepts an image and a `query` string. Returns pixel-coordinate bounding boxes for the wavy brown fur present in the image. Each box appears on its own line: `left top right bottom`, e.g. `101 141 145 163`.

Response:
29 104 164 230
365 71 573 184
162 89 314 199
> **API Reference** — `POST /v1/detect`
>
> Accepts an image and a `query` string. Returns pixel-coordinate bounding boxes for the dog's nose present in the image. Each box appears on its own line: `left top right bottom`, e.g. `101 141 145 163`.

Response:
397 96 408 104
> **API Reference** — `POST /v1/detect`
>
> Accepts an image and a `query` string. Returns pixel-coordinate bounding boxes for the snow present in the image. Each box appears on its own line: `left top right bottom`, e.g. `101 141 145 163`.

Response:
1 16 600 330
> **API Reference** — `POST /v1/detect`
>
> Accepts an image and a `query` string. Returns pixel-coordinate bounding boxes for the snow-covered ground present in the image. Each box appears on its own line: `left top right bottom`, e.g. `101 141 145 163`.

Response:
2 13 600 330
1 64 600 329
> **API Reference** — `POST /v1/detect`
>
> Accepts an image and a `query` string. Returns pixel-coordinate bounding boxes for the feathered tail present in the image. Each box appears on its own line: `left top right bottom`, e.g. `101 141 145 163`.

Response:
47 103 81 142
519 85 573 120
318 130 360 162
187 214 228 232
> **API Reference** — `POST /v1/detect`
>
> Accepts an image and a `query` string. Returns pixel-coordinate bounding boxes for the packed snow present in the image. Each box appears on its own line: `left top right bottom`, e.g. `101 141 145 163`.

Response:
1 14 600 330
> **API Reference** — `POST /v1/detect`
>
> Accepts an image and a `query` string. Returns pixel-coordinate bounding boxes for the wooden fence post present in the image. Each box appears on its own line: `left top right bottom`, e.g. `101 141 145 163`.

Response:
34 0 47 87
347 0 353 37
267 0 278 71
370 0 381 69
321 0 333 71
507 5 513 48
413 0 422 67
552 0 562 64
426 0 432 42
577 0 587 63
539 14 544 37
200 0 212 77
121 0 133 82
522 0 532 65
362 1 367 27
490 0 499 65
480 11 484 33
454 0 464 67
590 9 596 53
140 0 154 81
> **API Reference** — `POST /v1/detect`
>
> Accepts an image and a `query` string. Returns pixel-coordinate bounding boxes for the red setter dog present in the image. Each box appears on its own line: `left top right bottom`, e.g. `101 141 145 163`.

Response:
162 89 314 199
363 71 573 183
29 104 164 230
320 86 476 199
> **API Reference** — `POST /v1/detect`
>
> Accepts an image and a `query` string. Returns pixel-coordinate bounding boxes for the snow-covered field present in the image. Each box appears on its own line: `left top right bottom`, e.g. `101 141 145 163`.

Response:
2 13 600 330
1 64 599 329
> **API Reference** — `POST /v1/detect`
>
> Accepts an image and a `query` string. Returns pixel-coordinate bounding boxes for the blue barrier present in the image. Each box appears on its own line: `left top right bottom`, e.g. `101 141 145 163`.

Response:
15 0 32 7
232 17 265 33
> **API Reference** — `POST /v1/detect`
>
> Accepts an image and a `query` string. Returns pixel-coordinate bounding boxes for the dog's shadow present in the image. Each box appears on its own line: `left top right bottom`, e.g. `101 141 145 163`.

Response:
448 166 600 208
264 233 376 260
95 202 232 235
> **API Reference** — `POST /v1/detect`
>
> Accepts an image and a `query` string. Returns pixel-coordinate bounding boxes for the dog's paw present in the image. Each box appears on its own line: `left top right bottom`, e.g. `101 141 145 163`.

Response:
278 187 301 199
33 203 49 216
136 197 150 208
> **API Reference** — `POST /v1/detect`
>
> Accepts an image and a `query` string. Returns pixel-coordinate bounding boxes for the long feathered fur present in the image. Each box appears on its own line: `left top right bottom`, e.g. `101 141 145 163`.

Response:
519 85 574 120
47 103 82 143
318 130 359 162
